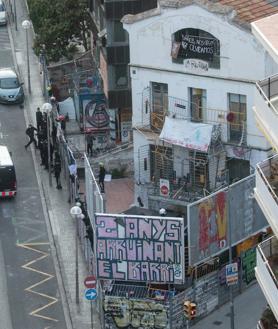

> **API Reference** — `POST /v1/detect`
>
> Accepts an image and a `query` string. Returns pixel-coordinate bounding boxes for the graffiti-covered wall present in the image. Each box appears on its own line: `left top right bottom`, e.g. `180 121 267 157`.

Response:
104 295 169 329
187 175 267 265
94 214 184 283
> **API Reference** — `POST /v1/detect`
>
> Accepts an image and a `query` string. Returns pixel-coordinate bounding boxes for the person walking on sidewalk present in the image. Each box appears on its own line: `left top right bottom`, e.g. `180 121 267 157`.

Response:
36 107 43 131
53 152 62 189
25 124 38 150
98 162 106 193
86 132 95 156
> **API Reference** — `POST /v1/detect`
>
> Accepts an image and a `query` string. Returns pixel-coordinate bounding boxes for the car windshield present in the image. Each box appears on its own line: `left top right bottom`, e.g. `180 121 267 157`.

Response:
0 4 5 11
0 78 20 89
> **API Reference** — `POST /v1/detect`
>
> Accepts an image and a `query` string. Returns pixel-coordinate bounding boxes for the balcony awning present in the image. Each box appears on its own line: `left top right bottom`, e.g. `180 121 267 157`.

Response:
159 117 213 152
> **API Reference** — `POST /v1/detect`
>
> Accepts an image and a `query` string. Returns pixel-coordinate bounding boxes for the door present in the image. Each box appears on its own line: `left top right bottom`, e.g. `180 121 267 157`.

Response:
189 88 207 122
226 158 250 184
151 82 168 130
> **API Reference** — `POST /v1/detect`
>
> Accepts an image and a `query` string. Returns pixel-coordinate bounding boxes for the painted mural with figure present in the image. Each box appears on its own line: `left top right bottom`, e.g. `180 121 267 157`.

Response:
104 296 168 328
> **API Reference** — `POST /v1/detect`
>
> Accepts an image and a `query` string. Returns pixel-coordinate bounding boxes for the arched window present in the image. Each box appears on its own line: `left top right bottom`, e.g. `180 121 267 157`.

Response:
171 28 220 68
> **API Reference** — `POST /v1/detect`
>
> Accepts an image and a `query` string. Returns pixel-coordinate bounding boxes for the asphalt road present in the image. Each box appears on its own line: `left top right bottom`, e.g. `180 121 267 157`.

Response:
0 25 67 329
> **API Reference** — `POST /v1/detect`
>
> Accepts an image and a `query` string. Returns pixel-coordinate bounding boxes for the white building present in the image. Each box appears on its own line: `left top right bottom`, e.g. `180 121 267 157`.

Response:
252 13 278 328
123 0 278 210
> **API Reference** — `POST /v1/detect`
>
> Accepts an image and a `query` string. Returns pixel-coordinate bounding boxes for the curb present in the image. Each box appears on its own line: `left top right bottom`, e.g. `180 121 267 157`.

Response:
7 6 75 329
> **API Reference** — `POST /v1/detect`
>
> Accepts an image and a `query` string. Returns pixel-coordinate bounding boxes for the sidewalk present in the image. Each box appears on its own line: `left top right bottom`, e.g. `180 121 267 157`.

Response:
191 283 267 329
8 2 99 329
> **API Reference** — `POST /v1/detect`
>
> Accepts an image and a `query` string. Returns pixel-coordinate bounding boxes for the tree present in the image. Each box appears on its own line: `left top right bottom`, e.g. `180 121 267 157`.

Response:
28 0 93 62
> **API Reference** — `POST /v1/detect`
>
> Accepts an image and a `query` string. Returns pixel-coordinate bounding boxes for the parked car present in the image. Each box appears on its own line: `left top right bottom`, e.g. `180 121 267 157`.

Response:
0 68 24 104
0 0 7 26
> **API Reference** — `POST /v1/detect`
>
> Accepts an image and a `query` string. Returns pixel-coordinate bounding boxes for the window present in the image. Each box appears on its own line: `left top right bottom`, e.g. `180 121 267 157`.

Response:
113 65 128 89
144 158 148 171
172 28 220 69
227 93 247 144
112 21 128 43
151 82 168 130
189 88 207 122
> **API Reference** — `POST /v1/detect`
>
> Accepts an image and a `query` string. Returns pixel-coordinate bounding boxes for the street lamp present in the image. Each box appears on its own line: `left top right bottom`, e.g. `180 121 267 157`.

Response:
42 102 52 187
70 204 84 307
22 20 31 93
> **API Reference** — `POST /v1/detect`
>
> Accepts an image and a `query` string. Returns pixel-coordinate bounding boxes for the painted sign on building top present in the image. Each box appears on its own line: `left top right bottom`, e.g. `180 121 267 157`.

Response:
94 214 184 284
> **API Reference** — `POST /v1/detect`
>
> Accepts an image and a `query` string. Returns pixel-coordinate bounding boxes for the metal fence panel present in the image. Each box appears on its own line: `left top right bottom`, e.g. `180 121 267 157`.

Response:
188 174 268 266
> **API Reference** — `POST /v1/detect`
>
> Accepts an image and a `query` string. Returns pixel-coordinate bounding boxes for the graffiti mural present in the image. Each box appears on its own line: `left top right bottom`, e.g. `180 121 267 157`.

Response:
188 175 268 265
83 93 110 131
241 247 256 285
198 191 227 259
104 296 168 328
95 214 184 283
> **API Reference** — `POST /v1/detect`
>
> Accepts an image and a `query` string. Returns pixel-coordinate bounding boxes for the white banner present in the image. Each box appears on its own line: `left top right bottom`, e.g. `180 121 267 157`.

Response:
159 117 213 152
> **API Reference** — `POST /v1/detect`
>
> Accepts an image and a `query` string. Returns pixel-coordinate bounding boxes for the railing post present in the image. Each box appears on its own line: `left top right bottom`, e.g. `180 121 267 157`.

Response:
268 77 271 102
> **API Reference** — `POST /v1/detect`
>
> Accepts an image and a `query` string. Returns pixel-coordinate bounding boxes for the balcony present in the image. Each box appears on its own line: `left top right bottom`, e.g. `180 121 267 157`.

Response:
254 75 278 151
137 89 246 145
254 155 278 237
255 236 278 322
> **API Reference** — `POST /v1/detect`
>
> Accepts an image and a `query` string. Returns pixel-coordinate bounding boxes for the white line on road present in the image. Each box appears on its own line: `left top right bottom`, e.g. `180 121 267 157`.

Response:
15 51 24 65
0 240 13 329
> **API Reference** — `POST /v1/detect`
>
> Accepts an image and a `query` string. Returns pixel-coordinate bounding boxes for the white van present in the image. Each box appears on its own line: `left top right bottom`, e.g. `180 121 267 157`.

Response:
0 145 16 197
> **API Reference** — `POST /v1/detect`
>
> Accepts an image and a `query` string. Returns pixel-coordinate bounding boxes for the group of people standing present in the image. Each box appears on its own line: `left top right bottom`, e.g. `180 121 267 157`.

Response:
25 107 62 190
85 132 106 193
25 107 107 193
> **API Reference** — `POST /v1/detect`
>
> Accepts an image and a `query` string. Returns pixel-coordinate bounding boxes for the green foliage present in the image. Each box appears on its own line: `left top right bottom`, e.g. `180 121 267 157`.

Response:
28 0 93 62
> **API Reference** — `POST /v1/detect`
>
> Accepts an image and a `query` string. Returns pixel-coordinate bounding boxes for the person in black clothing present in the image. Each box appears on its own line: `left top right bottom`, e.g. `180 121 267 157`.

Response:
98 162 106 193
25 124 38 149
54 152 62 189
42 140 49 169
86 133 95 156
37 130 46 165
36 107 43 131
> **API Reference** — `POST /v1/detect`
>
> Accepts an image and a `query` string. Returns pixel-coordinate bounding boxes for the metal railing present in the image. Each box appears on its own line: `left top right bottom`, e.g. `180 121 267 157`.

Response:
257 236 278 289
137 88 247 141
256 154 278 204
256 74 278 116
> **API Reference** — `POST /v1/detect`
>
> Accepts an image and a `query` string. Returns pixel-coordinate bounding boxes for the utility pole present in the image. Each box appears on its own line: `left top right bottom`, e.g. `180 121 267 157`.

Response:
227 187 235 329
13 0 17 30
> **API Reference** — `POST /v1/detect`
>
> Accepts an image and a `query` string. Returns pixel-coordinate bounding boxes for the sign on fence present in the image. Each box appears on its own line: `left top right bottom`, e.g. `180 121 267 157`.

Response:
187 175 268 265
226 263 238 286
94 213 184 283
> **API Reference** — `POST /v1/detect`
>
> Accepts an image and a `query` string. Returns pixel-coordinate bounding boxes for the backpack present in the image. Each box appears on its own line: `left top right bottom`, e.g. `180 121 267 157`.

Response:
26 127 32 137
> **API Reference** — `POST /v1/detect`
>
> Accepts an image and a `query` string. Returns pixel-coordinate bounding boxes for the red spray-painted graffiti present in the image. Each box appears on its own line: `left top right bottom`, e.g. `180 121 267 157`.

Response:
198 191 227 258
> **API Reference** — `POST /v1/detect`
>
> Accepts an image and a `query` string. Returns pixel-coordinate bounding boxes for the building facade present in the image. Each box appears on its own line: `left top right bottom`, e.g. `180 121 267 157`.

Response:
87 0 157 143
252 12 278 329
123 0 278 210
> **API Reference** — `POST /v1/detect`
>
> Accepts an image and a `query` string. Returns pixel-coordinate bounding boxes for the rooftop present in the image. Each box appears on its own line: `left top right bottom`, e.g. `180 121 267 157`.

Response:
252 12 278 63
123 0 278 28
217 0 278 23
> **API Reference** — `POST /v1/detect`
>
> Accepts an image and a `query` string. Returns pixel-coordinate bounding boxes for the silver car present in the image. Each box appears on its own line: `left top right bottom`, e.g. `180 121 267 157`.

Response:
0 0 7 26
0 68 24 104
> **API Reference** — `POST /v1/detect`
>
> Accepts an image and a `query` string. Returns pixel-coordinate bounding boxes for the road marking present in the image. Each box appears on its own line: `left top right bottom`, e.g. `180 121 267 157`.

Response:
15 51 24 65
0 240 13 329
17 242 59 322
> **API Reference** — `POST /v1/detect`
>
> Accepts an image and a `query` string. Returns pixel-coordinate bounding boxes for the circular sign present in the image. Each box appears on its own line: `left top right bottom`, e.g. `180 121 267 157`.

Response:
160 185 169 196
85 288 98 301
84 275 97 289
